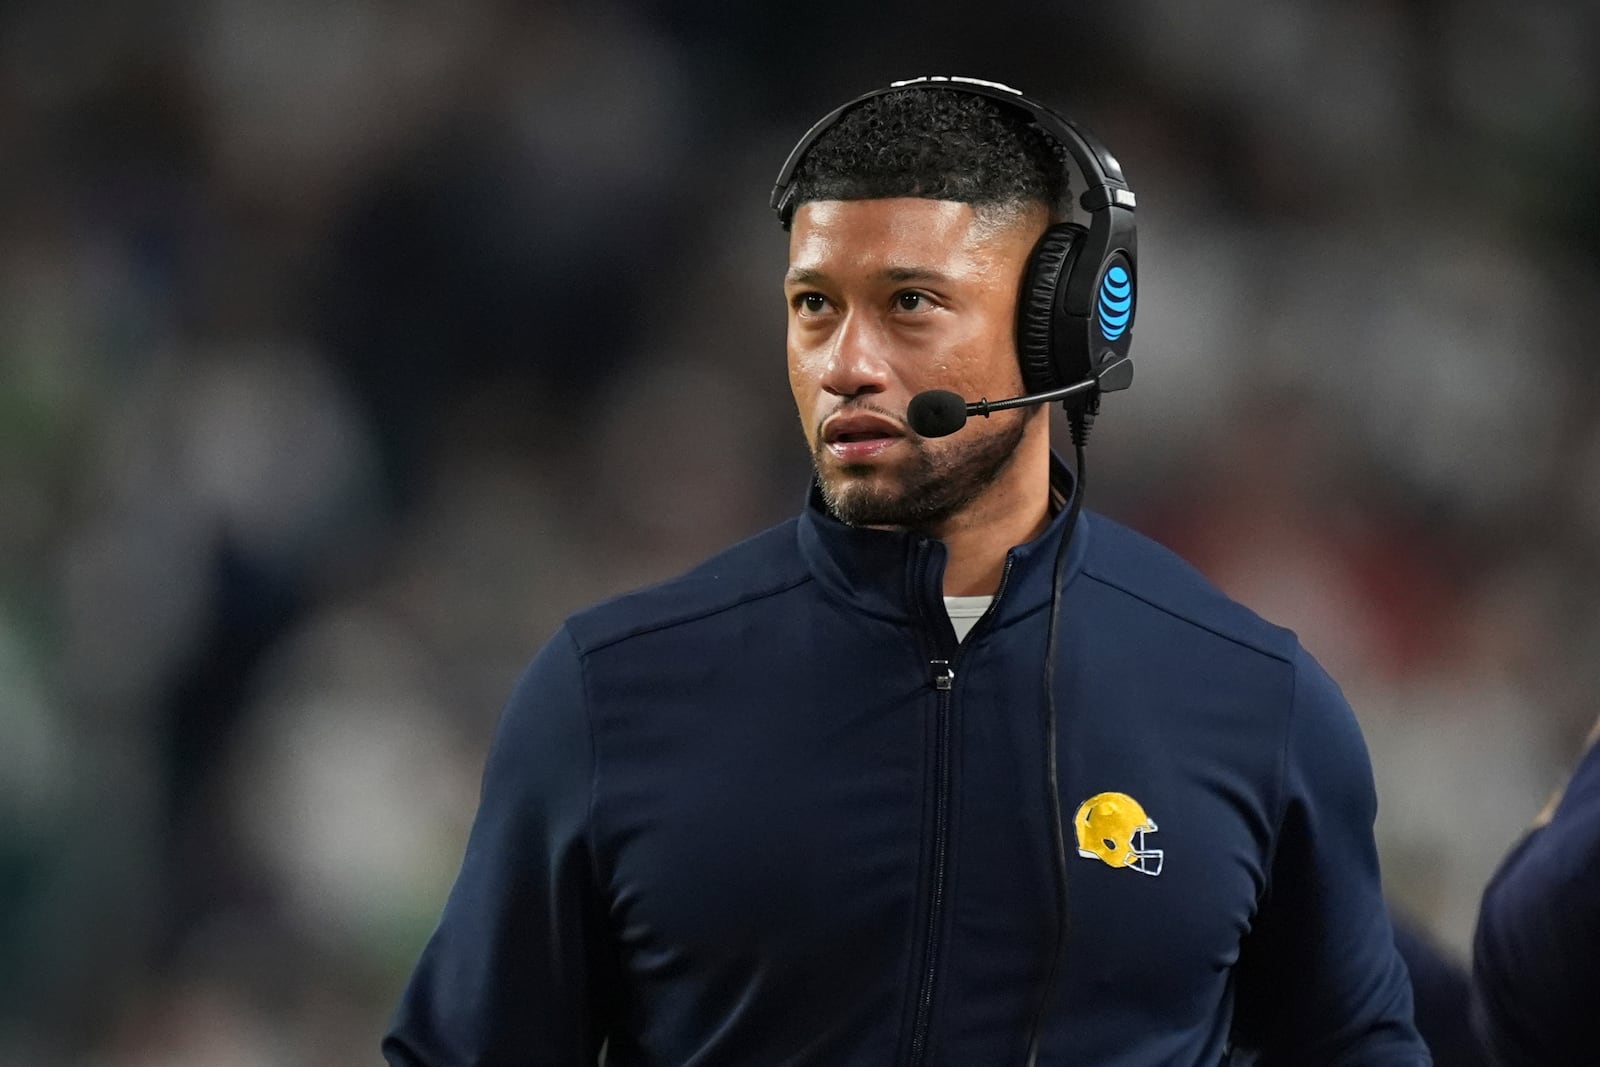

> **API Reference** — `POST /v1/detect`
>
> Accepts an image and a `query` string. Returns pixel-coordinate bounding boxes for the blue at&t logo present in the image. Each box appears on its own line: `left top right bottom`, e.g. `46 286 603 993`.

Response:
1097 264 1133 342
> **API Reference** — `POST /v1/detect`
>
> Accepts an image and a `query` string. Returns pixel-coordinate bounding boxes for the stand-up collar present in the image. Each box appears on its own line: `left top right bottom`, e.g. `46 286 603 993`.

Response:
795 451 1091 629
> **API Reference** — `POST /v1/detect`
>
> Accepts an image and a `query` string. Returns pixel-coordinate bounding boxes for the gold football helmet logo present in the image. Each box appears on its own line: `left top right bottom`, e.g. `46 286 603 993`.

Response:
1074 792 1163 876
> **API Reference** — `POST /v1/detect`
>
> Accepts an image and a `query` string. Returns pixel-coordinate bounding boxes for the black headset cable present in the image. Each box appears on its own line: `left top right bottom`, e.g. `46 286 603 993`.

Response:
1024 411 1089 1067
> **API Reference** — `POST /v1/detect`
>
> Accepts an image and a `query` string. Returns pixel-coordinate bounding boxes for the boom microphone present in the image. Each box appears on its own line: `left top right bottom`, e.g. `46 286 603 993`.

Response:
906 373 1110 439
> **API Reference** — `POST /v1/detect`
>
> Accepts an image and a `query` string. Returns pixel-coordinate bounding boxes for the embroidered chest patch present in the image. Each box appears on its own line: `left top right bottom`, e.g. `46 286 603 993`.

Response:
1074 791 1163 876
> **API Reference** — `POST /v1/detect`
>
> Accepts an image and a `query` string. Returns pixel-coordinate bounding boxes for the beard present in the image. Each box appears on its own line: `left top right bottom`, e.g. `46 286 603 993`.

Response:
813 406 1029 529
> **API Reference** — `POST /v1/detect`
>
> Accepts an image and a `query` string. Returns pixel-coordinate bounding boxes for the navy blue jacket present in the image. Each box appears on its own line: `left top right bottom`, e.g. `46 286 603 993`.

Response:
1471 739 1600 1064
384 473 1427 1066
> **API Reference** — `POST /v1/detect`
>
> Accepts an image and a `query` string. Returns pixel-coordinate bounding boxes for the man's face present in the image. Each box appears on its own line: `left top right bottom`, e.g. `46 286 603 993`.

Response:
785 197 1046 529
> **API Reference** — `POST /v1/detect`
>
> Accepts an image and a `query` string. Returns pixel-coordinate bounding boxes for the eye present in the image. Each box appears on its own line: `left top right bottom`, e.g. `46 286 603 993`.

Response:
895 291 933 312
793 292 830 315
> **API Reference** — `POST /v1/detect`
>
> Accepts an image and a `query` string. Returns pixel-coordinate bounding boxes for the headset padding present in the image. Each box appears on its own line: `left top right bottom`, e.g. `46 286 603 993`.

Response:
1017 223 1085 395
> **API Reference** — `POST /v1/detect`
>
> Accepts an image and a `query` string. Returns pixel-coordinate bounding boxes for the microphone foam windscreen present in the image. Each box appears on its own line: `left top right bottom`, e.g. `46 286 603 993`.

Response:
907 390 968 438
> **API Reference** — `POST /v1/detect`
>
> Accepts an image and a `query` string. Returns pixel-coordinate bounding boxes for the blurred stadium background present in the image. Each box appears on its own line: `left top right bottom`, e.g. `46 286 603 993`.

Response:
3 1 1598 1063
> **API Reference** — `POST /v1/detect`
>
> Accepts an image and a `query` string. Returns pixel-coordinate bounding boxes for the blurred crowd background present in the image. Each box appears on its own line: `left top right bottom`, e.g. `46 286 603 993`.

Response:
3 1 1599 1063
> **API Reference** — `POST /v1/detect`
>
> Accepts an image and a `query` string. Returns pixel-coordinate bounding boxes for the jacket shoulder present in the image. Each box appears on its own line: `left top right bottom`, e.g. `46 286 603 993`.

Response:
564 518 809 655
1079 511 1299 664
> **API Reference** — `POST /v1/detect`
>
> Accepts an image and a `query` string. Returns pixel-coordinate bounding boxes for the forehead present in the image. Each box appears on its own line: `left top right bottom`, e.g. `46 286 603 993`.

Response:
786 198 1035 279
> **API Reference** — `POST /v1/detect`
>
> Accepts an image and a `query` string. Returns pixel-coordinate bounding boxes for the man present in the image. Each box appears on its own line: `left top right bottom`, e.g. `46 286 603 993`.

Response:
1470 713 1600 1063
383 78 1428 1065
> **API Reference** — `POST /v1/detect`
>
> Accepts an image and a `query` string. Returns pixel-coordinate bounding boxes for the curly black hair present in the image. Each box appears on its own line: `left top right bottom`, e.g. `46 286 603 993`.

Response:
788 87 1068 221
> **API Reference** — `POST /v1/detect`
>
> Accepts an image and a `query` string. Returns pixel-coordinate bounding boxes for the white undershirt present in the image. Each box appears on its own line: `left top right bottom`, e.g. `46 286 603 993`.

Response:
943 595 995 643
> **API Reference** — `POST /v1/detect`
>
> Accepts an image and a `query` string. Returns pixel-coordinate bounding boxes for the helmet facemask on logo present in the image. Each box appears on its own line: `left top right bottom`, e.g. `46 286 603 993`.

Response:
1073 792 1164 876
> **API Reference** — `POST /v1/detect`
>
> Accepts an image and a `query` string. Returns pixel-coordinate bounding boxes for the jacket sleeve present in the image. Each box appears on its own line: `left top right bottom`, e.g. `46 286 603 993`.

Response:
382 625 615 1066
1231 647 1431 1066
1470 741 1600 1065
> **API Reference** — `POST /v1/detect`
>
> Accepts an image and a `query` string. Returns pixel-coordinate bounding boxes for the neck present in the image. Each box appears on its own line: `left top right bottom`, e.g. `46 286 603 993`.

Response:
927 420 1053 597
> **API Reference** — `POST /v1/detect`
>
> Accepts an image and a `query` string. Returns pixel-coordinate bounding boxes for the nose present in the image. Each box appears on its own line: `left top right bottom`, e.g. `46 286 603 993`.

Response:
818 311 891 400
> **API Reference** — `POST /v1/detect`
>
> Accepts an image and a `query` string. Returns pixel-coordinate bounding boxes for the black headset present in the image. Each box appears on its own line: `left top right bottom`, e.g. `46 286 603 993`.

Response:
770 75 1137 417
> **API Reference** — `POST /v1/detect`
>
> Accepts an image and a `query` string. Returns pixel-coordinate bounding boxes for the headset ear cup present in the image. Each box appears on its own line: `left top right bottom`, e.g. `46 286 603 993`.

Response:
1016 223 1086 396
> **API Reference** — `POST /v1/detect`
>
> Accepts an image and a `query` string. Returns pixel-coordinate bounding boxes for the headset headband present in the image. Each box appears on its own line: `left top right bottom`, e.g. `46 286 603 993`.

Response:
769 75 1136 229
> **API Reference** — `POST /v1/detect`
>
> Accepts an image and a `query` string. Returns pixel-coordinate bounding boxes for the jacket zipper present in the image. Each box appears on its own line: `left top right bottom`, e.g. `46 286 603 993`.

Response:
906 658 955 1067
905 551 1015 1067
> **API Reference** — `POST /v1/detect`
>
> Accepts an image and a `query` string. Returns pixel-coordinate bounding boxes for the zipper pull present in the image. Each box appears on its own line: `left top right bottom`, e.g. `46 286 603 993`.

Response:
931 660 954 691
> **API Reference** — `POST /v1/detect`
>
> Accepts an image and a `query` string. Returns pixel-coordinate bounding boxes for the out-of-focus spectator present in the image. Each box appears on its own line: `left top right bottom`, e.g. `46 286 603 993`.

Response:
1392 913 1489 1067
1470 715 1600 1064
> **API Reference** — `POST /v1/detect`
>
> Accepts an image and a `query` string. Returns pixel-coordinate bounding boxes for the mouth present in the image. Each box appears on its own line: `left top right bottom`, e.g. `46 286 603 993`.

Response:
821 412 906 463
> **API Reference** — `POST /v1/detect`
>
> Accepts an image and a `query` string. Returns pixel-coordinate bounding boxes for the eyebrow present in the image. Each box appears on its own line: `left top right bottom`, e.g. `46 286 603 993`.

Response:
784 266 828 287
783 265 954 287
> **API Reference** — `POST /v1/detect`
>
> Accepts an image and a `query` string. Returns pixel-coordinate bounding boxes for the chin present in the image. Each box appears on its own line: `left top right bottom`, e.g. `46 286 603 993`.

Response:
818 469 951 530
